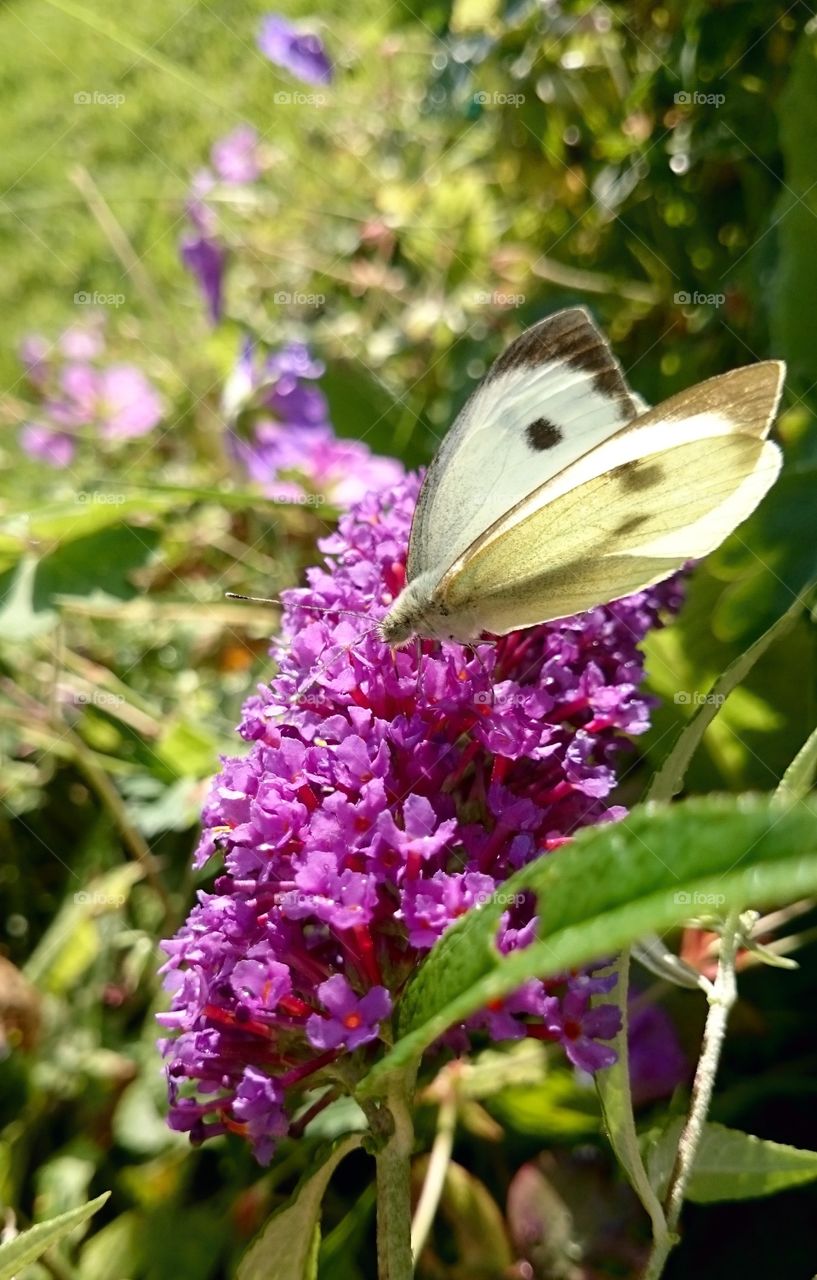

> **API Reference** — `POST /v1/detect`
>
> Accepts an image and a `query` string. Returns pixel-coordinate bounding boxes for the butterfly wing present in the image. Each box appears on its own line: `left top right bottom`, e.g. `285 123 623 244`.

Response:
407 308 641 578
438 362 784 634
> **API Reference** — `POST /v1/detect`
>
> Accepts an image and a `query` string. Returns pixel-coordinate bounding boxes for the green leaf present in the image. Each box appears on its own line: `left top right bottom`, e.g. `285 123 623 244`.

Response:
489 1069 600 1139
777 724 817 802
430 1160 513 1271
35 525 160 604
154 719 219 780
773 27 817 387
236 1134 362 1280
359 795 817 1096
647 592 809 804
645 1120 817 1203
0 493 176 549
0 555 57 640
595 951 668 1240
0 1191 109 1280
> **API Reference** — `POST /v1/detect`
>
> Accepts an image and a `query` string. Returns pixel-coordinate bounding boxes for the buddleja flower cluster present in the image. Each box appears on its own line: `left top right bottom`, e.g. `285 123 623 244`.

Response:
159 474 682 1163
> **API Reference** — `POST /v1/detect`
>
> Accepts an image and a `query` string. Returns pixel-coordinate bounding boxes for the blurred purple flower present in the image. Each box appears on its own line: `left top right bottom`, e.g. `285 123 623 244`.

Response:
96 365 165 439
258 14 333 84
50 363 163 439
158 474 683 1163
628 1001 688 1106
17 319 163 465
20 422 75 468
211 125 261 184
18 335 52 389
180 197 226 326
59 318 105 360
227 339 403 508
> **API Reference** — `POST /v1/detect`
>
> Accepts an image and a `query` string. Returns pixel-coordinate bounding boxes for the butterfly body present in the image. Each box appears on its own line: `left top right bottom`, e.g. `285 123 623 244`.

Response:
379 308 784 648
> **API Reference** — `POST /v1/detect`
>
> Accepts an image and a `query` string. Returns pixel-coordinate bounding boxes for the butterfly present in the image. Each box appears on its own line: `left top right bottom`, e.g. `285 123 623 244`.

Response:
378 307 784 647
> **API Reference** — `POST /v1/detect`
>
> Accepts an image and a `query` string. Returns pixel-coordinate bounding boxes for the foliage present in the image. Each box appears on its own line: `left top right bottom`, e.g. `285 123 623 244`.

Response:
2 2 817 1278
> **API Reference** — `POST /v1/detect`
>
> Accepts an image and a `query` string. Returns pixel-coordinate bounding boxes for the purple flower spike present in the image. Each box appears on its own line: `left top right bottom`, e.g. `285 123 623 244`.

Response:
258 14 333 85
306 975 392 1051
158 474 683 1162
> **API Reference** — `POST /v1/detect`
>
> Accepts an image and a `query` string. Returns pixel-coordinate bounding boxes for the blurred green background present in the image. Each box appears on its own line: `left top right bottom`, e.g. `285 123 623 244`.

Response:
2 1 817 1276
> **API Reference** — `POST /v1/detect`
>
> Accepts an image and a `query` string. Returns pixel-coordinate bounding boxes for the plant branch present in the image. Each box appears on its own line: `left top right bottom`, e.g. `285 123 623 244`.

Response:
644 908 742 1279
374 1069 416 1280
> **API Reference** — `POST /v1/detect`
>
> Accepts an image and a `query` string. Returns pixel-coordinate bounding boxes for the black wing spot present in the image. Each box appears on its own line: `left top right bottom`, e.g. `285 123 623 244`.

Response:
613 461 665 491
526 417 563 451
616 513 651 535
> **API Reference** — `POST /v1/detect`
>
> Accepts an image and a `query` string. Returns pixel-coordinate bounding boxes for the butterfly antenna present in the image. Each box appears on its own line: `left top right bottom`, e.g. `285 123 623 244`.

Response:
226 592 370 623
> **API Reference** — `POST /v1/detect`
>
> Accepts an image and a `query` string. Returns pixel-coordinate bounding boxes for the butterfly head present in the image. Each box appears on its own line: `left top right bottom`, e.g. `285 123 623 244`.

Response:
378 573 480 647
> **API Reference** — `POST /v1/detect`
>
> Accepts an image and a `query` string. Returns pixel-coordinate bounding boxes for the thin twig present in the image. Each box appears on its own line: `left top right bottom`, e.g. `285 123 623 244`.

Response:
644 908 742 1278
410 1092 456 1260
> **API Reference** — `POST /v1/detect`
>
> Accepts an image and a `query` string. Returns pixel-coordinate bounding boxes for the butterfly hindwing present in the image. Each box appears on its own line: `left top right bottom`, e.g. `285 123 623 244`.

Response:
407 307 641 578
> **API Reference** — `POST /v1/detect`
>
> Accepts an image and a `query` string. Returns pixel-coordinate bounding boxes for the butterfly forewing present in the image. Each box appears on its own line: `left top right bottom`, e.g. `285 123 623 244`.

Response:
407 307 641 578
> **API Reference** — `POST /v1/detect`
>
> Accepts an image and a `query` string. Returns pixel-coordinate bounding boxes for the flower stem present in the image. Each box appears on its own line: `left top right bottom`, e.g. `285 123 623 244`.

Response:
410 1092 457 1259
644 907 742 1279
374 1070 416 1280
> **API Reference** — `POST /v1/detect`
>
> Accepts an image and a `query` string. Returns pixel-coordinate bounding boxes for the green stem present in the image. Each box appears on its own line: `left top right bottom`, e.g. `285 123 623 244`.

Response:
374 1070 416 1280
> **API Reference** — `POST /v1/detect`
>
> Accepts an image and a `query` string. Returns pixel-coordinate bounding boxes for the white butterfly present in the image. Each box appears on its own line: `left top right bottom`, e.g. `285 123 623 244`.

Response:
379 307 784 646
